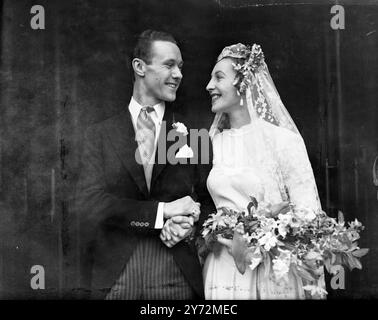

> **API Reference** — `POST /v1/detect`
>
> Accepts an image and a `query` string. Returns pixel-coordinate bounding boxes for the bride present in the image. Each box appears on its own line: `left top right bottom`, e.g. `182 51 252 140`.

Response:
203 43 324 299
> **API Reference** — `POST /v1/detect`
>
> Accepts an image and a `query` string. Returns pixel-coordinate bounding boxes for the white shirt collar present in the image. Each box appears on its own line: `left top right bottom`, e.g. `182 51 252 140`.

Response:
128 97 165 125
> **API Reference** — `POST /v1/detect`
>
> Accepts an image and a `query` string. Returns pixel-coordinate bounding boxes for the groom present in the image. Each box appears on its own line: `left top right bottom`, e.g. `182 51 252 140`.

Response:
74 30 214 299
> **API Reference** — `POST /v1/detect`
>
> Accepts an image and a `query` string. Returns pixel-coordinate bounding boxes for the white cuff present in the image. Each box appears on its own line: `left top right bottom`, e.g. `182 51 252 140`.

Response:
154 202 165 229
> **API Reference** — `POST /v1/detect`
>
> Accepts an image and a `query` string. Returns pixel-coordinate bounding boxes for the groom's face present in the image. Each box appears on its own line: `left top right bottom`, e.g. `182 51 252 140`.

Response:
142 40 183 104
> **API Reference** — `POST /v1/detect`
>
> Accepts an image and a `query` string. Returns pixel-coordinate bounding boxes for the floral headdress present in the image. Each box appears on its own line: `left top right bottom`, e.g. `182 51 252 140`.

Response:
217 43 265 95
216 43 279 126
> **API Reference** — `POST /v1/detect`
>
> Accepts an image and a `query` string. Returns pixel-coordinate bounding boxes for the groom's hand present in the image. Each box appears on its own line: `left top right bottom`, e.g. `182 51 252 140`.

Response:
160 216 194 248
163 196 201 220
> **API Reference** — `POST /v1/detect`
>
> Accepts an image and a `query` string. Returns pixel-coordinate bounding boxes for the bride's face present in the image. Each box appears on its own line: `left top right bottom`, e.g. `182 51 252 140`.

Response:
206 58 240 113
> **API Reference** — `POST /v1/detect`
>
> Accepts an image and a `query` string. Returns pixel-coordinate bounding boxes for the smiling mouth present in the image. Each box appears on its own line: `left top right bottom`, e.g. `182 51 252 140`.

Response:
210 93 221 103
167 83 179 89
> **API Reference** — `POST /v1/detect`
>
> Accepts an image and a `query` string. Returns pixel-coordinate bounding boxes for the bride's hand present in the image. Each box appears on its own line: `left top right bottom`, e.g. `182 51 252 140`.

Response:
217 223 249 274
160 216 194 248
265 201 290 218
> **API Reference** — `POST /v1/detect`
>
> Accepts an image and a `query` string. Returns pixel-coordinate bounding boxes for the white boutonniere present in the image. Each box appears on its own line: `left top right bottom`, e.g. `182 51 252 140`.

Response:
172 121 193 159
172 121 188 136
176 144 194 159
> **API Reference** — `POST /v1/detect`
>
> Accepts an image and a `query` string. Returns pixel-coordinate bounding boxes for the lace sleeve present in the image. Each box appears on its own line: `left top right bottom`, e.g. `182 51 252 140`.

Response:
276 129 321 212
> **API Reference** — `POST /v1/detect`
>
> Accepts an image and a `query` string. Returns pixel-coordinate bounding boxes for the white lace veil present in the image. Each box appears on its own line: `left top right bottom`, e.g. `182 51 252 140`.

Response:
209 43 321 210
209 43 299 138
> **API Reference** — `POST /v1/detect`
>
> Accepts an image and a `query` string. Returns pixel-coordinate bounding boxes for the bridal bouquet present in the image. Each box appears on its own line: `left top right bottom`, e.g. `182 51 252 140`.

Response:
200 197 368 298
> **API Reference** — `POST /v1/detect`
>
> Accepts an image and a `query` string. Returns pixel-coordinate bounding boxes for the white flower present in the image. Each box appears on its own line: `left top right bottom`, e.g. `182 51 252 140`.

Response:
303 285 328 298
243 233 253 243
305 250 323 261
349 218 362 229
258 231 278 251
277 212 293 238
172 122 188 136
201 228 211 238
277 222 288 238
224 215 238 228
175 144 193 158
260 216 277 232
248 247 263 271
207 210 227 231
277 213 292 226
347 230 360 242
295 207 317 223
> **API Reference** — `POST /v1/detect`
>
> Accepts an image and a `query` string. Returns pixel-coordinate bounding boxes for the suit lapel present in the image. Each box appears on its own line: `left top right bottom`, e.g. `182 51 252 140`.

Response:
150 104 175 190
103 109 149 197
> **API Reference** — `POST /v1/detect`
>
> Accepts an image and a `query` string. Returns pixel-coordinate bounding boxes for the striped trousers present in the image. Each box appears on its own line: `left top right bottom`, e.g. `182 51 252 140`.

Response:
105 237 194 300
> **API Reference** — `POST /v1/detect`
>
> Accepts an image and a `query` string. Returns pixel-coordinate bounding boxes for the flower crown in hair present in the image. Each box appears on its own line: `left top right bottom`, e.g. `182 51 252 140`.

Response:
217 43 265 95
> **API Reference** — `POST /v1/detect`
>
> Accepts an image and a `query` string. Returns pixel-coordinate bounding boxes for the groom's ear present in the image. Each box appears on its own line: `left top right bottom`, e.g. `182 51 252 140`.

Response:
132 58 146 77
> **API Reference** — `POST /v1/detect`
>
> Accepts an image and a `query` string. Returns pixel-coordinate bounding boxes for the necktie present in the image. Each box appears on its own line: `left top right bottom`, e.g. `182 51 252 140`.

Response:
136 106 156 190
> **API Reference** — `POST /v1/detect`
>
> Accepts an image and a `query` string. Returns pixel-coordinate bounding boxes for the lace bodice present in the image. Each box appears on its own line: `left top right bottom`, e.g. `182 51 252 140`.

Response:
207 119 321 213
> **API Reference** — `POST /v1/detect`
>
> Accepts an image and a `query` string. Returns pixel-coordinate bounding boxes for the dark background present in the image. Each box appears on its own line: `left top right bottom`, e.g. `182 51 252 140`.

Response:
0 0 377 299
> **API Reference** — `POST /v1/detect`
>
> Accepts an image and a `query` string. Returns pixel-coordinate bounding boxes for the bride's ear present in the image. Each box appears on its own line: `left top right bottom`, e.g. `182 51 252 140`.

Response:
132 58 146 77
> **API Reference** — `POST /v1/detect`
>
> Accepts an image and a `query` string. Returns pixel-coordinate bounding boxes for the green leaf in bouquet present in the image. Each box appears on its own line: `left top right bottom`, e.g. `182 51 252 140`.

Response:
351 248 369 258
276 240 286 247
269 246 280 257
230 226 250 275
248 196 258 211
281 242 296 251
221 207 232 215
324 258 332 274
348 241 359 251
204 232 218 250
331 252 337 264
344 252 362 271
339 252 350 266
296 265 316 282
302 260 323 278
263 252 272 279
329 252 344 267
306 250 322 261
244 220 259 232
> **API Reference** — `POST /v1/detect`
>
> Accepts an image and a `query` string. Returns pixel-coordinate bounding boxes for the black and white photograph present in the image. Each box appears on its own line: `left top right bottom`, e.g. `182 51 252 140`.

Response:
0 0 377 307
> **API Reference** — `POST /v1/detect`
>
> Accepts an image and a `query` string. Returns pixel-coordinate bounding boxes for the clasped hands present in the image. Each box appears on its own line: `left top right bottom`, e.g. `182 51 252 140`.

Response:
160 196 201 248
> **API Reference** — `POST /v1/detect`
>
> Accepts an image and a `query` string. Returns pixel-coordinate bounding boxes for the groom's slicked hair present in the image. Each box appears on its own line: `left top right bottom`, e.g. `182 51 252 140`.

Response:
133 29 178 64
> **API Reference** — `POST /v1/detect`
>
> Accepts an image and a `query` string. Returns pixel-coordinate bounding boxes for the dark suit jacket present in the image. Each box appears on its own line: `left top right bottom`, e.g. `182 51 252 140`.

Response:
74 104 214 299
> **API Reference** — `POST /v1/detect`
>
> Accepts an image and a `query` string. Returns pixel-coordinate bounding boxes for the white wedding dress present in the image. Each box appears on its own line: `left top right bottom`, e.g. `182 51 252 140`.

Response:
203 119 321 300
